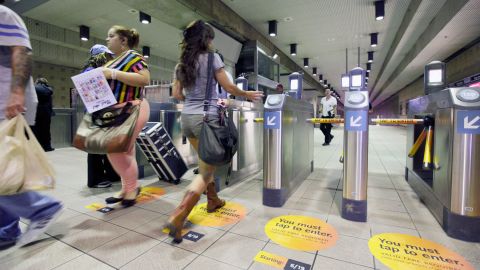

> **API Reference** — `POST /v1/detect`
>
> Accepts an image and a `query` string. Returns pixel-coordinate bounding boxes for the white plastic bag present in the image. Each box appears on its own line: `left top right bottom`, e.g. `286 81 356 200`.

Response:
0 117 25 194
0 115 55 195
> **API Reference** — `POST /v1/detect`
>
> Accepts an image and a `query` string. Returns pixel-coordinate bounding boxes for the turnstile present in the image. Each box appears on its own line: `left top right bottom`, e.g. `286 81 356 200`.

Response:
152 100 264 190
406 87 480 242
263 94 314 207
342 91 370 222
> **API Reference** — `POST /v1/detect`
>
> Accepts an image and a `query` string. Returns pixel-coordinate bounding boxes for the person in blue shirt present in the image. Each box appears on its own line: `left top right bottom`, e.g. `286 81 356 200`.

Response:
81 44 121 189
0 1 63 250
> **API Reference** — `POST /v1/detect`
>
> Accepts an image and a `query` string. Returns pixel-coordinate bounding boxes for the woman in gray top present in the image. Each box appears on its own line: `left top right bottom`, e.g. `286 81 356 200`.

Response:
167 20 263 243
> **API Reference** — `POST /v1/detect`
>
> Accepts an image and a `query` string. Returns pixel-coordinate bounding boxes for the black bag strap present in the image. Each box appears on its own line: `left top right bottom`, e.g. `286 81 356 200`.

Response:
92 102 133 128
203 52 215 113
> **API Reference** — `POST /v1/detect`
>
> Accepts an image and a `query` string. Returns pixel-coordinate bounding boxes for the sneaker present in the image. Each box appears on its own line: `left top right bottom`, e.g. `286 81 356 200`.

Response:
92 181 112 188
17 205 64 247
322 142 330 146
0 239 17 251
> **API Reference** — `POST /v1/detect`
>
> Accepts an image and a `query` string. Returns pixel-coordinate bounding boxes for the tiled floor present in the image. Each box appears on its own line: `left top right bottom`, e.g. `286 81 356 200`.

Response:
1 126 479 270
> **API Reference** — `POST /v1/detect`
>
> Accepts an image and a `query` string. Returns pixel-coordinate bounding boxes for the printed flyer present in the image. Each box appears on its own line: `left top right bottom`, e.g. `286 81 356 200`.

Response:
71 68 117 113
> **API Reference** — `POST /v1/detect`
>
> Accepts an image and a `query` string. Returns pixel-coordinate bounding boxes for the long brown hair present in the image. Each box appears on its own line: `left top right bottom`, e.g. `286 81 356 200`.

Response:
176 20 215 87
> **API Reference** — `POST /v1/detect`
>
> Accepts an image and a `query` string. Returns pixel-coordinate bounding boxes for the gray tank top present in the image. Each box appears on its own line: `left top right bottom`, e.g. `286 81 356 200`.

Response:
174 53 224 115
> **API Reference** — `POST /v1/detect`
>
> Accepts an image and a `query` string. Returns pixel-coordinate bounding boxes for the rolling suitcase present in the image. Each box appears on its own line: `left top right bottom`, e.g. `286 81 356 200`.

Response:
136 122 188 184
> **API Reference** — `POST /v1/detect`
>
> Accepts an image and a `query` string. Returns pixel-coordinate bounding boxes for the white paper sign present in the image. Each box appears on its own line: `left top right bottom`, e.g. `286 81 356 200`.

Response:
71 68 117 113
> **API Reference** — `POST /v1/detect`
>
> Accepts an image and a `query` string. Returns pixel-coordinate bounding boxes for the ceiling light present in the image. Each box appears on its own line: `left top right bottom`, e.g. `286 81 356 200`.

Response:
303 58 309 68
140 11 151 24
370 33 378 47
375 1 385 21
142 46 150 58
273 53 278 59
79 25 89 41
312 67 317 76
268 20 277 37
290 43 297 56
366 63 372 72
368 51 374 63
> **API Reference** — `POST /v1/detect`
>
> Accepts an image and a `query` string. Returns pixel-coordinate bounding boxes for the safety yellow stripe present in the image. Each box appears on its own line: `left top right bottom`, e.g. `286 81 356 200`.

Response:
423 126 433 169
408 128 427 158
306 118 344 124
372 118 423 125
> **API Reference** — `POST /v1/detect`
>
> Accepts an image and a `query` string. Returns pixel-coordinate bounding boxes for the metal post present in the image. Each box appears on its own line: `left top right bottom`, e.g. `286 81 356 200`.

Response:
342 91 369 222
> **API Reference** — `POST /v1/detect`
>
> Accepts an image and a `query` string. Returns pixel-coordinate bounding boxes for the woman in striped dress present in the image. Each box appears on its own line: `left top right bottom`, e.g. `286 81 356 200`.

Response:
101 25 151 207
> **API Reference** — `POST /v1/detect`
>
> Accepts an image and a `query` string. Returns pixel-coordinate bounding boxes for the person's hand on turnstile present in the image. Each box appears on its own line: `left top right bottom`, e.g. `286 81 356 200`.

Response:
245 91 264 102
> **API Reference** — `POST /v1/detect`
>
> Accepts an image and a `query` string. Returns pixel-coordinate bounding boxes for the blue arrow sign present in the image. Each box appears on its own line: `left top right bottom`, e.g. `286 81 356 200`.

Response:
457 110 480 134
345 110 368 132
264 111 281 129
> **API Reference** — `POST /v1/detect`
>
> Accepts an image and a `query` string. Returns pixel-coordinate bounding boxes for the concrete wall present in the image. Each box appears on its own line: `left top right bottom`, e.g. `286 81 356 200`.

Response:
23 16 178 107
375 39 480 117
32 62 80 108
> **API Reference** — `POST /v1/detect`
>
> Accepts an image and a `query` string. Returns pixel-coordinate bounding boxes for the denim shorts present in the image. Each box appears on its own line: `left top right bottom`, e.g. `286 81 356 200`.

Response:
181 113 220 139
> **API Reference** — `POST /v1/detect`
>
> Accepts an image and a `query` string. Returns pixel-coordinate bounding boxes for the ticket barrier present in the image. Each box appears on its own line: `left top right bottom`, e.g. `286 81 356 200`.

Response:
374 87 480 242
150 101 264 190
306 91 370 222
261 94 314 207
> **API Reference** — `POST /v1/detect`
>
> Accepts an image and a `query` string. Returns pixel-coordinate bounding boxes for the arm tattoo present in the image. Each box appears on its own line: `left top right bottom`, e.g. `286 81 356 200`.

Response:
11 46 32 94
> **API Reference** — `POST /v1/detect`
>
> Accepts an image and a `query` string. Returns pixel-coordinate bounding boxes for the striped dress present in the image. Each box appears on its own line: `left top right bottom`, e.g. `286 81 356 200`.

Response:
105 50 148 103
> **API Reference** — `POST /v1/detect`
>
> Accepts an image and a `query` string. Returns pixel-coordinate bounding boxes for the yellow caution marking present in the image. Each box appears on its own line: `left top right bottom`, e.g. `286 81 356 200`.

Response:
306 118 344 124
372 119 424 125
423 126 433 169
408 128 427 158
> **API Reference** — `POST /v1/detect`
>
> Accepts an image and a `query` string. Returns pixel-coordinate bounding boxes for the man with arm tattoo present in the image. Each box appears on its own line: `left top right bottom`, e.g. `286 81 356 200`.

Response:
0 1 63 250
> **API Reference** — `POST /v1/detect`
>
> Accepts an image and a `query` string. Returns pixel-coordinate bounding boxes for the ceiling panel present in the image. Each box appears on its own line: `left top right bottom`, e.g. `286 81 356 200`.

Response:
20 0 478 105
222 0 410 99
371 0 447 98
24 0 182 62
373 0 480 106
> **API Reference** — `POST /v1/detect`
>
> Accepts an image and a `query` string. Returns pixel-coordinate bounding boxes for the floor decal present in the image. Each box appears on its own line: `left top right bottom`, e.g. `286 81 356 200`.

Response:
135 186 166 204
85 186 165 211
187 201 246 227
264 215 338 252
254 251 311 270
369 233 475 270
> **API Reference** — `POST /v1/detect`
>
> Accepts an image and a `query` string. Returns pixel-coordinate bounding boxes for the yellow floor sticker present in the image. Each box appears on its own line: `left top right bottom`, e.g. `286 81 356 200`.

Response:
369 233 475 270
136 186 165 204
254 251 288 269
85 186 165 211
85 203 105 211
187 201 246 227
264 215 338 252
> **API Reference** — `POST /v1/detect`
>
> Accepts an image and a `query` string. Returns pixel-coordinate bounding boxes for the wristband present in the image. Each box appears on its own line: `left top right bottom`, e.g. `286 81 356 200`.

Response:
111 69 117 80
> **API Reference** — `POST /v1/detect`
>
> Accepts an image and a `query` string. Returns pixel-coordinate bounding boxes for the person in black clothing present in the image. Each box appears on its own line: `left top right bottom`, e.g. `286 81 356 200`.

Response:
319 89 337 146
82 44 121 188
32 78 54 151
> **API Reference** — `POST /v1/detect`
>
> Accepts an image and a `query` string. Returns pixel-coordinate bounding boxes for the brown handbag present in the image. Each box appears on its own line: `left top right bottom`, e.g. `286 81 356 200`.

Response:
73 102 140 154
